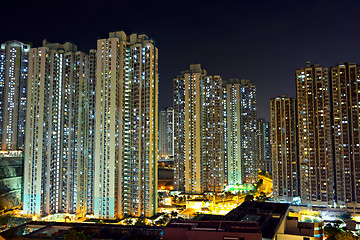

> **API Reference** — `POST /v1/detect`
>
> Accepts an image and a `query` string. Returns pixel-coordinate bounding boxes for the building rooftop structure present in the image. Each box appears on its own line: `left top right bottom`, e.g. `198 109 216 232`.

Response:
162 201 291 240
0 221 164 239
223 201 290 239
277 216 324 240
162 219 262 240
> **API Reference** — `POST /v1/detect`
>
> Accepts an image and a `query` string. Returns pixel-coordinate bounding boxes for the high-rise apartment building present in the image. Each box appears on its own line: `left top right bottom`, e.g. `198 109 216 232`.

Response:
257 119 271 173
223 79 257 185
173 72 186 192
0 40 30 150
23 41 93 216
173 64 224 193
296 63 333 205
270 95 299 200
222 84 228 186
87 49 97 214
159 107 174 158
330 63 360 211
203 75 223 192
95 31 158 219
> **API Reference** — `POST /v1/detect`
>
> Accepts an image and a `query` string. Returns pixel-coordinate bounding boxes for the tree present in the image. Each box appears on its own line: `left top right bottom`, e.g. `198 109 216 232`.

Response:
324 225 341 240
225 192 232 199
0 214 10 226
335 231 358 240
158 193 164 205
339 213 352 220
257 191 267 202
123 219 133 225
155 217 166 226
63 230 91 240
244 194 254 202
134 217 146 226
171 211 178 218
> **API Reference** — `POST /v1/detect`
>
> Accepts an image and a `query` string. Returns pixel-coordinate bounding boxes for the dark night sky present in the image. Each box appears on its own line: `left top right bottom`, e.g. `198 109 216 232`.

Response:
2 0 360 120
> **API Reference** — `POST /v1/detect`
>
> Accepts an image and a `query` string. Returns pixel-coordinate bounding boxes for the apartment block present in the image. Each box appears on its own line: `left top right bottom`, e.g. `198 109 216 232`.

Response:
223 79 257 185
173 64 224 193
270 95 298 199
296 63 333 205
331 63 360 212
0 40 30 150
95 31 158 218
23 41 92 216
257 119 271 173
159 107 174 158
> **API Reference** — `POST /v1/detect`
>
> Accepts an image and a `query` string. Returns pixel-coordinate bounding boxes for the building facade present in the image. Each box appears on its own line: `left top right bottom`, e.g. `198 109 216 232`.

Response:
296 63 333 205
87 49 97 214
257 119 271 173
270 95 299 200
203 75 223 192
158 107 174 158
23 41 92 216
95 31 158 218
223 79 257 185
173 64 224 193
0 41 30 151
331 63 360 211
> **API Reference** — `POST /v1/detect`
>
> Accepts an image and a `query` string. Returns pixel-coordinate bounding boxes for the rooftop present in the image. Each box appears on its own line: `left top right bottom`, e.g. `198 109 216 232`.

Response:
0 221 163 239
223 201 290 239
164 219 262 236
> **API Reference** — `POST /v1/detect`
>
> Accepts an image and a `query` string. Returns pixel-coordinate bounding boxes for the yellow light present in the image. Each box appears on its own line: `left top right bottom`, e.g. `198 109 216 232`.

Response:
353 215 360 222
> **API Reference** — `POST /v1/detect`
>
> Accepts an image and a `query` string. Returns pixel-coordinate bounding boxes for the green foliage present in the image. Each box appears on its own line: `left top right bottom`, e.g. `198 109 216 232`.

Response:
170 211 178 218
256 191 268 202
63 230 91 240
257 179 263 186
225 192 233 199
335 231 358 240
0 214 10 225
339 213 352 220
134 217 146 226
155 217 166 226
0 214 31 228
123 218 133 225
244 194 254 202
324 224 342 240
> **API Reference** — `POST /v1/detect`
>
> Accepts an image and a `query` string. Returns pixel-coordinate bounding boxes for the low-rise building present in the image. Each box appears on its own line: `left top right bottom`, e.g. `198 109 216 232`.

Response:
166 201 325 240
162 220 262 240
0 221 163 239
163 202 291 239
277 217 324 240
